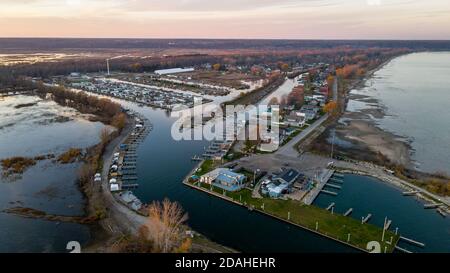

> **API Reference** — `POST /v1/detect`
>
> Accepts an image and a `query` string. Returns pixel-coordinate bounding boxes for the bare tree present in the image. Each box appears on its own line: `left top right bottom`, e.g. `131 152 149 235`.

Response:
143 198 189 253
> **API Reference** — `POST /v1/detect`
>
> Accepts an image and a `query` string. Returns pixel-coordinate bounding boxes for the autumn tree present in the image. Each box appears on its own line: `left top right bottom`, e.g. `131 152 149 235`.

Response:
323 101 338 115
326 75 335 88
212 63 221 71
277 62 290 72
111 113 127 131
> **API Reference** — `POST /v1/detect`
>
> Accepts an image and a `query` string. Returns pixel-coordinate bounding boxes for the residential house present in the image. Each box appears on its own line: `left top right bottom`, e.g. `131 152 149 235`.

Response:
285 111 306 127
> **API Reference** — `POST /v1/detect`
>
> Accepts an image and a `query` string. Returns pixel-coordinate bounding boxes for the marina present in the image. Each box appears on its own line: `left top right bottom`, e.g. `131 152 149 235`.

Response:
313 174 450 253
106 110 153 212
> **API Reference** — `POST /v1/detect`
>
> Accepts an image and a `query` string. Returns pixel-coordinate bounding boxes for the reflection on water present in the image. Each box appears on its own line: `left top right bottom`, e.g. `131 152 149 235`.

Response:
314 175 450 253
349 52 450 174
0 95 107 252
0 95 107 158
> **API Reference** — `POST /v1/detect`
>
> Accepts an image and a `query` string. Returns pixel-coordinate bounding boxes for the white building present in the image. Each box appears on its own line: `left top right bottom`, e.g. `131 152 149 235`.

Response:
154 67 195 75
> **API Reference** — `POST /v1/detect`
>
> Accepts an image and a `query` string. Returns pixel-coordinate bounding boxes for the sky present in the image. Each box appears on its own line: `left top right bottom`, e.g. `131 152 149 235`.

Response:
0 0 449 39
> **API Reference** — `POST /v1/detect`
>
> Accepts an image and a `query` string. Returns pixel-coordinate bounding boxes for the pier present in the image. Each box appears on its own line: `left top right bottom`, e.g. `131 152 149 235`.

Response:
325 183 342 189
362 213 372 224
424 203 443 209
395 245 413 253
326 202 335 211
402 190 419 196
320 189 338 196
121 184 139 189
385 219 392 230
303 169 335 205
344 208 353 216
329 177 344 184
399 236 425 248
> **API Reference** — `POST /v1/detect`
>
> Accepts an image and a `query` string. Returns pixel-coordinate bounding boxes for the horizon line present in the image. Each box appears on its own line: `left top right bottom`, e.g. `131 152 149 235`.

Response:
1 37 450 42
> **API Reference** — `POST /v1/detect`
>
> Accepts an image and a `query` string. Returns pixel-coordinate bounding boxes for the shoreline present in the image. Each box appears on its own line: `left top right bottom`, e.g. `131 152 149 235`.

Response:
81 105 237 253
182 178 371 253
311 52 450 202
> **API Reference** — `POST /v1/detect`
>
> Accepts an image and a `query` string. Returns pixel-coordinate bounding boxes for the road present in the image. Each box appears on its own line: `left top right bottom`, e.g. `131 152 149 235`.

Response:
275 113 329 158
275 78 337 158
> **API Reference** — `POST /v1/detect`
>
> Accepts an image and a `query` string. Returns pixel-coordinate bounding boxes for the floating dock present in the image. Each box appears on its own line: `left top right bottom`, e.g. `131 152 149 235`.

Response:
121 184 139 189
399 236 425 248
424 203 443 209
326 202 335 211
303 169 335 205
320 189 338 196
385 219 392 230
395 245 413 253
325 183 342 189
402 190 419 196
344 208 353 216
362 213 372 224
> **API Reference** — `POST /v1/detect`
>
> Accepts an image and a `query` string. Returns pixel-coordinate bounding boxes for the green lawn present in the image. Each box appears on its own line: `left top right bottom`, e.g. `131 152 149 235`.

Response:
194 159 217 176
189 181 399 252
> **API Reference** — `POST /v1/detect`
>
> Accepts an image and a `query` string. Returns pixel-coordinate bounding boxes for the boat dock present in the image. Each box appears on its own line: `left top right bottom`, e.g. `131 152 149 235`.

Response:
326 202 335 211
107 111 152 212
320 189 338 196
395 245 413 253
191 155 203 161
303 169 336 205
362 213 372 224
437 208 447 217
385 219 392 230
325 183 342 189
402 190 420 196
329 177 344 184
201 139 235 160
344 208 353 216
399 236 425 248
424 203 443 209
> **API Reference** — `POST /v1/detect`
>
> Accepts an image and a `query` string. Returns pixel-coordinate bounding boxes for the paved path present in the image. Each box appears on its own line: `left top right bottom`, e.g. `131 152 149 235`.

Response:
276 114 329 158
99 116 147 236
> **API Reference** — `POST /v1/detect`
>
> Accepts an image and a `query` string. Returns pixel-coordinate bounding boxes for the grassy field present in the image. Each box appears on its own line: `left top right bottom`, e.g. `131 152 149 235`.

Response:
188 181 399 252
194 159 218 176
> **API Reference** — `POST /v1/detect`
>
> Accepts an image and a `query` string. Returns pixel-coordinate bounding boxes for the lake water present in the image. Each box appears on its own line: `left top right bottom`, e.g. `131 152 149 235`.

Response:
105 71 449 253
0 95 107 252
348 52 450 174
314 174 450 253
117 106 446 252
3 52 449 252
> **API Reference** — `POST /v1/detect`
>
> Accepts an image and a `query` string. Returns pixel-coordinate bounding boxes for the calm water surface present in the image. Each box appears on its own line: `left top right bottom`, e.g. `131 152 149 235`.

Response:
348 52 450 174
0 95 107 252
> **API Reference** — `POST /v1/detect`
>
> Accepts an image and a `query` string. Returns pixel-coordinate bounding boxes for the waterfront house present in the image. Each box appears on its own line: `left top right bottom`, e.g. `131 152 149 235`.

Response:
266 181 290 198
118 191 143 211
200 168 246 192
262 169 301 198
